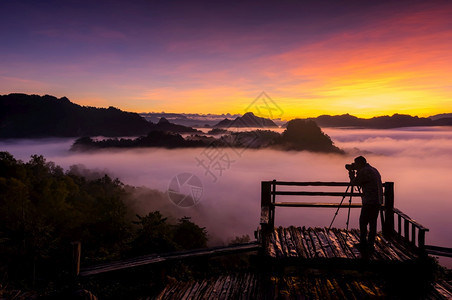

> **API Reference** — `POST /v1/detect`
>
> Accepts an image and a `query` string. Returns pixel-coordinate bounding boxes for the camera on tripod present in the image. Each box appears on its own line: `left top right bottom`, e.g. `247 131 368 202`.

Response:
345 163 357 171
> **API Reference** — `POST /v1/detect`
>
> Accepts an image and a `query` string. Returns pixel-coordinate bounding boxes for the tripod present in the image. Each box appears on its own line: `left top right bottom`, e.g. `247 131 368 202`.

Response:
328 181 361 233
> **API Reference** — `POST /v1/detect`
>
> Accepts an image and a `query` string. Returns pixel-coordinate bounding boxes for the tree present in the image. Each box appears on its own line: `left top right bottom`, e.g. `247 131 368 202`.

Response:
173 217 208 250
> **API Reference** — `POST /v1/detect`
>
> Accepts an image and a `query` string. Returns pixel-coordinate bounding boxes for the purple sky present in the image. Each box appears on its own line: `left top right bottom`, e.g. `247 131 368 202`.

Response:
1 0 451 117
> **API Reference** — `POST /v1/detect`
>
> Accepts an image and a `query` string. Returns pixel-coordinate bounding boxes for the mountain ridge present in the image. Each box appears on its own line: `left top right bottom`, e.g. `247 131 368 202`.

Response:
213 112 278 128
0 93 153 138
286 113 452 128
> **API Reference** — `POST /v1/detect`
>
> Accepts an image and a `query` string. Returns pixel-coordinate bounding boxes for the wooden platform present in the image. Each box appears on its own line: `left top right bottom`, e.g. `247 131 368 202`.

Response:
80 242 260 276
264 226 421 262
149 272 452 300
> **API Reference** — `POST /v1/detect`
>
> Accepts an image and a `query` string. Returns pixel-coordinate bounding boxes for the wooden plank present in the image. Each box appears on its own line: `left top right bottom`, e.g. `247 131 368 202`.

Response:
238 273 250 299
301 227 317 259
324 228 348 259
172 282 189 300
272 228 284 258
354 230 393 261
154 284 170 299
342 280 359 300
211 276 225 299
222 274 234 300
272 191 362 197
347 230 372 259
289 226 308 258
375 234 405 261
295 227 312 259
270 181 351 186
432 281 452 299
192 279 209 300
273 202 363 208
425 245 452 258
314 228 336 258
337 229 361 259
349 230 384 261
202 278 217 300
283 227 299 257
387 236 417 260
372 235 394 261
387 238 414 261
81 243 260 276
166 281 183 299
307 228 327 258
184 281 199 299
266 234 277 258
330 228 355 259
278 226 289 258
249 273 259 300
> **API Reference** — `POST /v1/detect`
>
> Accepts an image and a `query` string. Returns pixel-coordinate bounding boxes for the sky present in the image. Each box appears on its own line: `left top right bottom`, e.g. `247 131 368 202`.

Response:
1 0 452 119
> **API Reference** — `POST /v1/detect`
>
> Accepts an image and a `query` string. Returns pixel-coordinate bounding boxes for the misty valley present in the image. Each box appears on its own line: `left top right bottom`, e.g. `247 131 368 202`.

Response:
1 125 452 298
3 0 452 296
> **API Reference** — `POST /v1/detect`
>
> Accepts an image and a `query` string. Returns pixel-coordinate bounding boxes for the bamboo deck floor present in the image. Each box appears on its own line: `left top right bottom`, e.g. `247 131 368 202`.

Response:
265 226 420 262
149 272 384 300
149 272 452 300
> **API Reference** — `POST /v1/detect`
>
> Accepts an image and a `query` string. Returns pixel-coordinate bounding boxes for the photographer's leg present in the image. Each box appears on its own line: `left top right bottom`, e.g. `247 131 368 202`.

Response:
368 204 380 249
359 206 369 246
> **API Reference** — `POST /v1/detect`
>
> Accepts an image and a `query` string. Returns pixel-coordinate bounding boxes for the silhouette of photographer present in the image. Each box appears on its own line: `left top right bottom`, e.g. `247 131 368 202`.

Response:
347 156 383 251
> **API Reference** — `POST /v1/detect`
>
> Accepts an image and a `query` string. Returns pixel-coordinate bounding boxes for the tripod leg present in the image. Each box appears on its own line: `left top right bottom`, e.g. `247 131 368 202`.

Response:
328 184 351 231
346 185 353 236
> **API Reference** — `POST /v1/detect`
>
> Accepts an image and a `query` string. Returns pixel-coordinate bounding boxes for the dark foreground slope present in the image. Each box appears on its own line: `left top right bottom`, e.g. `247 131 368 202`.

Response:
0 94 153 137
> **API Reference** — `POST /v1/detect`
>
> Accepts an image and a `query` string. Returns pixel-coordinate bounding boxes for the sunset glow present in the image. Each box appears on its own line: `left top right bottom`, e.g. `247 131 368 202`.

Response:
1 0 451 118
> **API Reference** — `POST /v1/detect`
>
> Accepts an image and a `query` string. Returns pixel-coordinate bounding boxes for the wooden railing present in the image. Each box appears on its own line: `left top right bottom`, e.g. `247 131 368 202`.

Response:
393 208 429 251
260 180 429 252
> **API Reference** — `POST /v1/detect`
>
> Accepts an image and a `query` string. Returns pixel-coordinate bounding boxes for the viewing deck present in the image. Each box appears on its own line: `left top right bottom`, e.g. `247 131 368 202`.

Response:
264 226 421 263
150 272 452 299
75 180 452 299
259 180 430 260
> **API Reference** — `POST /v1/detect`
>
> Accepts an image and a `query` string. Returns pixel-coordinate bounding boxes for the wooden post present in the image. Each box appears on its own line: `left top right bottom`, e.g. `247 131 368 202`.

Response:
383 182 394 236
418 230 426 252
71 241 81 278
271 180 276 227
260 181 272 249
404 219 409 242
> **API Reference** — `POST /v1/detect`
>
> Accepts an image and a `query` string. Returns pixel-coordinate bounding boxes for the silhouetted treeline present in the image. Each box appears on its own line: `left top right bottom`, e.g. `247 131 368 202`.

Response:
0 152 207 294
72 120 343 153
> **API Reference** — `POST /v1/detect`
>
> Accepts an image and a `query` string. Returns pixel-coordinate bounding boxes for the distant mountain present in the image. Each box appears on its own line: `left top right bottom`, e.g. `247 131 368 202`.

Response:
213 112 278 128
0 93 154 138
429 113 452 121
282 113 452 128
149 117 201 133
139 112 242 127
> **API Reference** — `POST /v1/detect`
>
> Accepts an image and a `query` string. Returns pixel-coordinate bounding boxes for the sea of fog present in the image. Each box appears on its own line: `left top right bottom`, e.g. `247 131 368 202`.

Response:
1 126 451 267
